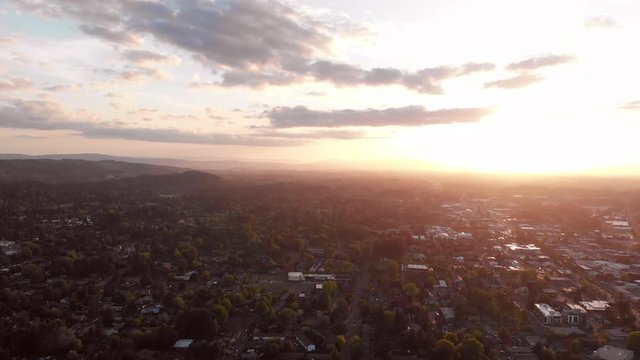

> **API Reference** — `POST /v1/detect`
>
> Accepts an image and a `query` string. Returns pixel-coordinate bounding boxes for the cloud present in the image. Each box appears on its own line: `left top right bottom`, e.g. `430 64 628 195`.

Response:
43 83 83 92
0 37 16 45
11 0 495 93
253 129 369 139
585 16 619 29
0 98 298 146
506 54 575 71
78 24 142 46
620 100 640 110
121 49 180 66
484 74 544 89
13 134 48 139
265 105 491 128
0 77 33 91
190 61 495 94
97 67 172 82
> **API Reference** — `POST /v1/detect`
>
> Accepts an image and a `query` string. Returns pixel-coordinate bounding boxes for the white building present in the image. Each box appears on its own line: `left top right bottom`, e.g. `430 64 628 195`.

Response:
589 345 633 360
288 272 305 282
534 303 562 325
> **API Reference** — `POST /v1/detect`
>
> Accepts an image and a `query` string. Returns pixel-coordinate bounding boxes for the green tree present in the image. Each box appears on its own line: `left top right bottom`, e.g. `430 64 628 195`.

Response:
278 307 297 324
627 331 640 353
433 339 455 360
323 281 339 297
176 242 198 265
454 334 487 360
350 335 363 360
403 282 419 298
21 263 45 283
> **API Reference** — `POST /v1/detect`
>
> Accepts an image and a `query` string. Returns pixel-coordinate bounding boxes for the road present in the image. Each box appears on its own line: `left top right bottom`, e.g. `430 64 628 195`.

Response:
341 271 369 360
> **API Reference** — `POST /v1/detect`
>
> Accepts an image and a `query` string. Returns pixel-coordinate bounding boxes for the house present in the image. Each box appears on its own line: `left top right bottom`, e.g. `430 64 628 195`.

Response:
401 264 432 272
534 303 562 325
503 346 537 360
589 345 633 360
441 307 455 323
140 304 162 315
253 333 286 341
562 303 587 326
435 280 448 297
296 332 316 352
288 272 305 282
173 339 194 349
580 300 610 312
174 270 198 281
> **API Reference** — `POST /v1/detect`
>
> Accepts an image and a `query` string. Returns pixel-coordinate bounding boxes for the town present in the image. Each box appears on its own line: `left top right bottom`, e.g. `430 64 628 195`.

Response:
1 170 640 360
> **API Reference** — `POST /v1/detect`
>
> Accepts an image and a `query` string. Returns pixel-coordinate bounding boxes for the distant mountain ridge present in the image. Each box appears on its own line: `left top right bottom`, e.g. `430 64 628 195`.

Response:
0 159 187 184
0 153 298 171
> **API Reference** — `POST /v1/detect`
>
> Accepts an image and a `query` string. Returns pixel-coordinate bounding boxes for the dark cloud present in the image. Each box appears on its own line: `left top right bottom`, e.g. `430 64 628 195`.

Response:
126 0 330 70
121 49 180 65
506 54 575 71
620 100 640 110
0 77 33 91
585 16 619 29
12 0 495 93
220 70 299 88
0 98 297 146
190 61 494 94
484 74 544 89
78 24 141 46
266 105 490 128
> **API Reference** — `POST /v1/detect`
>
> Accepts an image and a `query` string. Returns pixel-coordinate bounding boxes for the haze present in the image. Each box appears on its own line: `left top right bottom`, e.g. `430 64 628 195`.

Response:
1 0 640 175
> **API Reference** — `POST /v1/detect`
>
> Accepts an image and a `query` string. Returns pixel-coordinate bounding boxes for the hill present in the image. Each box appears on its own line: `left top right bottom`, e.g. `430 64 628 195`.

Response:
115 170 222 193
0 159 186 184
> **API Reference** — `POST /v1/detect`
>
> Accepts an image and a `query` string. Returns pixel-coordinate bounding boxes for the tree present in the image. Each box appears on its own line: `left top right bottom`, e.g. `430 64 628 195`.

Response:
454 334 487 360
176 242 198 265
627 331 640 353
403 283 419 298
21 263 45 283
176 308 219 339
43 320 82 355
433 339 455 360
211 304 229 325
350 335 363 360
278 308 297 324
323 281 338 297
255 300 271 315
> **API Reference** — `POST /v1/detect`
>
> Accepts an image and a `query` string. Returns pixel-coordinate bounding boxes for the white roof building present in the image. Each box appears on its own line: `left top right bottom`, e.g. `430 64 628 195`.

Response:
589 345 633 360
173 339 194 349
287 272 305 281
580 300 610 312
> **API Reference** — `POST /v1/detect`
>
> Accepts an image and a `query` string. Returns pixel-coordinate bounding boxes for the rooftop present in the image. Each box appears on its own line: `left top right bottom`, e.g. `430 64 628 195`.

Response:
534 303 561 317
590 345 633 360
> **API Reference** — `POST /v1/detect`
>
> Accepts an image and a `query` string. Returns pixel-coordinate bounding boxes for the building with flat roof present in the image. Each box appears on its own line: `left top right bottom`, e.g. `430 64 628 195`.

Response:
288 272 305 282
173 339 194 349
563 303 587 326
589 345 633 360
580 300 610 312
534 303 562 325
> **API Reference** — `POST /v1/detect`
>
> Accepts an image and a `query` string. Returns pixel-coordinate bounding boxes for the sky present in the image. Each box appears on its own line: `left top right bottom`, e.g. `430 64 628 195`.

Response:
0 0 639 174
